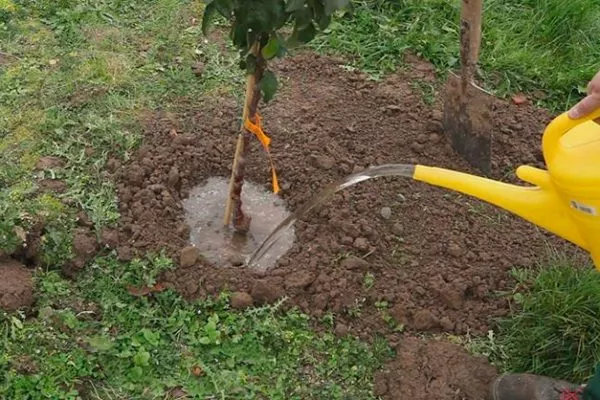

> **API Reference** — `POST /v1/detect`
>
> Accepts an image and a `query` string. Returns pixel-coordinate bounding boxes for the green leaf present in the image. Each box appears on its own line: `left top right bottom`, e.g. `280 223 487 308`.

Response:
199 336 211 345
286 0 305 12
213 0 233 17
204 318 218 340
274 32 288 57
141 329 160 346
261 35 280 59
259 70 278 103
231 22 247 49
295 22 317 43
133 349 150 367
313 1 331 30
10 316 22 330
292 5 312 29
130 366 144 380
201 2 217 35
324 0 349 15
88 335 113 352
243 53 257 73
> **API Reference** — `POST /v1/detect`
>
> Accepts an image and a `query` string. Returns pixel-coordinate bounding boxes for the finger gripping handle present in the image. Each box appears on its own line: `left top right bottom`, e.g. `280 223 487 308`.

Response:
543 108 600 163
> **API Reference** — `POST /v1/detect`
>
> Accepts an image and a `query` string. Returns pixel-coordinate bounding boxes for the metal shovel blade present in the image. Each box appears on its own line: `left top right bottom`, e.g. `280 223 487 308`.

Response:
442 72 492 175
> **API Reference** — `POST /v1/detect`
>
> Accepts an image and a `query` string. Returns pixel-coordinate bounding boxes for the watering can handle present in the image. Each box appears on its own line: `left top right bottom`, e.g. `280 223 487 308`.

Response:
542 108 600 162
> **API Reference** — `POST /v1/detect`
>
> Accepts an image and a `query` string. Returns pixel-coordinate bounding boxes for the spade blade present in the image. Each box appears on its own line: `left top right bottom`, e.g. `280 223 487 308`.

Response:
442 73 492 175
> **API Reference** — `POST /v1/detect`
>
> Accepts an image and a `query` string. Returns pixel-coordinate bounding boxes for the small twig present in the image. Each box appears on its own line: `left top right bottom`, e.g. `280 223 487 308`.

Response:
75 310 96 317
361 249 376 259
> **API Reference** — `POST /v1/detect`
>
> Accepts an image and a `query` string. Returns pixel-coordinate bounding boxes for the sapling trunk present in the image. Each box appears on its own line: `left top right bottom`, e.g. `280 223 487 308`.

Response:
224 42 265 233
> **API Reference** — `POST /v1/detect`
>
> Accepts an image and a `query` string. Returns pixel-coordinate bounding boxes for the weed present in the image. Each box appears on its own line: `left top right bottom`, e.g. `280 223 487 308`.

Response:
411 79 437 105
390 235 407 264
458 330 510 366
363 272 375 290
375 301 404 332
375 300 388 311
346 298 366 318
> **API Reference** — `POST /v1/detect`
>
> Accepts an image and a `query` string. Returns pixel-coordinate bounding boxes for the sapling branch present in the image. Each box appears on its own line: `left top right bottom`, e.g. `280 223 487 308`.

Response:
224 41 265 232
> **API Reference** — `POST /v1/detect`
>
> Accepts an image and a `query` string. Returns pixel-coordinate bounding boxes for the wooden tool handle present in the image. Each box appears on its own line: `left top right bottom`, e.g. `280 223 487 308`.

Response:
460 0 482 84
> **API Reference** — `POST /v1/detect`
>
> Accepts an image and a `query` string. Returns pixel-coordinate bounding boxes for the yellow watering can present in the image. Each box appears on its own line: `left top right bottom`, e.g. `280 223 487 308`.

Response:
413 108 600 269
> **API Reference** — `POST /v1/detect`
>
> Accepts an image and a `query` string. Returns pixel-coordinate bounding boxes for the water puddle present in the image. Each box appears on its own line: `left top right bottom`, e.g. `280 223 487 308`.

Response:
183 177 295 270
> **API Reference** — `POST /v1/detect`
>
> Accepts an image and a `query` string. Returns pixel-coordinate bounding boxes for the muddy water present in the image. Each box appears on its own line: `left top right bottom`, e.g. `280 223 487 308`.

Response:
182 177 295 270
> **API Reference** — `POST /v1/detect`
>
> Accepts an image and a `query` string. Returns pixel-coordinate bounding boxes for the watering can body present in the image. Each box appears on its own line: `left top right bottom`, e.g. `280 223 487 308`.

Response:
542 108 600 267
413 108 600 269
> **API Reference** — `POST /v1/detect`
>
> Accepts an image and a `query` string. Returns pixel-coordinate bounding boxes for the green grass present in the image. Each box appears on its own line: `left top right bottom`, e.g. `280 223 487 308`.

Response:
1 254 391 398
0 0 242 263
482 259 600 383
313 0 600 110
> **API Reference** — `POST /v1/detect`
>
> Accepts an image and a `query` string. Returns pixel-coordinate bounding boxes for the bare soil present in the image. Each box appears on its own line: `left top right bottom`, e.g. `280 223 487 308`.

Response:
374 336 498 400
66 52 585 398
0 257 34 311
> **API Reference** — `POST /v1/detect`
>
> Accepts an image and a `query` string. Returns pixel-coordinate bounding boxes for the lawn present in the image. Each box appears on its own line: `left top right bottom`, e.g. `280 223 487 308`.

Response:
2 0 600 397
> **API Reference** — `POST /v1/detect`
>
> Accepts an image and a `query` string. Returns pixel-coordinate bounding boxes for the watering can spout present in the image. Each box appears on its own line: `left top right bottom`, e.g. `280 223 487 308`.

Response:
412 164 588 256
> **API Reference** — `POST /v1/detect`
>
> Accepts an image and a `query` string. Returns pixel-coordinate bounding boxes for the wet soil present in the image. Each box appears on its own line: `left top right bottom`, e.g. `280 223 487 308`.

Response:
109 51 583 399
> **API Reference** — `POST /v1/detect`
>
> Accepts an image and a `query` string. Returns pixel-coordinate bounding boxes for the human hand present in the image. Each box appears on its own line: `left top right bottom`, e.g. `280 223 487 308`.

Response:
568 70 600 119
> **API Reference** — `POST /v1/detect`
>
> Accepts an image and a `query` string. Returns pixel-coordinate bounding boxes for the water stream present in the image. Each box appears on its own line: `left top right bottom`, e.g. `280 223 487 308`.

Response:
246 164 416 268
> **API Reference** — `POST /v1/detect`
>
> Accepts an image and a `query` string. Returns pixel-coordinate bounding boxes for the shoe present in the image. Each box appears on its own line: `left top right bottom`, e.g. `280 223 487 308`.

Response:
489 373 585 400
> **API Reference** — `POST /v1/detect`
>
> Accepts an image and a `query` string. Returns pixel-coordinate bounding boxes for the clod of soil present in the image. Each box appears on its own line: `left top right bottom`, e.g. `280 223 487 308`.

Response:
100 228 120 249
116 246 134 261
375 336 497 400
191 61 204 77
76 211 94 228
230 292 253 309
73 229 99 259
38 179 68 194
62 228 99 278
251 279 285 305
180 246 199 267
11 355 39 375
12 219 45 267
340 256 369 271
334 323 349 337
0 257 34 311
35 156 65 170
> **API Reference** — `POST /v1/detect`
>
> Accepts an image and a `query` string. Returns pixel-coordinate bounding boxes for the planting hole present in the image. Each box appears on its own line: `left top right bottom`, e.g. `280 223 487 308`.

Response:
183 177 295 270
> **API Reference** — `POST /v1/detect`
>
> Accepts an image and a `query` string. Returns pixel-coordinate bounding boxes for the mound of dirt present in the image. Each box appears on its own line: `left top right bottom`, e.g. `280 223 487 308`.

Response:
0 257 34 311
109 51 585 399
374 336 498 400
11 219 45 267
114 51 580 333
62 227 101 278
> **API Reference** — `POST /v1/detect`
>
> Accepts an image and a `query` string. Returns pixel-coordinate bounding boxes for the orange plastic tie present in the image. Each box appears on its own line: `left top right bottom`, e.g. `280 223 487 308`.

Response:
244 113 280 194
